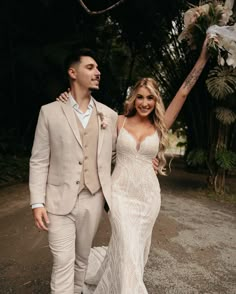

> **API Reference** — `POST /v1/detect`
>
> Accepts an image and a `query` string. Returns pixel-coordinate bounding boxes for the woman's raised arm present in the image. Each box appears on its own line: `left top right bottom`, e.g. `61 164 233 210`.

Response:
164 37 209 129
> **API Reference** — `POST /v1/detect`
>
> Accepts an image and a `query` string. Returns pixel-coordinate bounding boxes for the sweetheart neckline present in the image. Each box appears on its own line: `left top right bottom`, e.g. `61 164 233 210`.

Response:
120 127 157 152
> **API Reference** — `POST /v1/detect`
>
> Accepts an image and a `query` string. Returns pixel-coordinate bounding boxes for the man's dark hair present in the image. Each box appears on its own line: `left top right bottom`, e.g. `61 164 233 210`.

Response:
64 48 97 72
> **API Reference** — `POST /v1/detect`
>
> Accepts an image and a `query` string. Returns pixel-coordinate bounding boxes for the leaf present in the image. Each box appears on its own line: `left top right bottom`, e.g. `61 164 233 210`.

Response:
215 107 236 125
215 149 236 170
186 149 207 166
206 66 236 99
176 141 187 148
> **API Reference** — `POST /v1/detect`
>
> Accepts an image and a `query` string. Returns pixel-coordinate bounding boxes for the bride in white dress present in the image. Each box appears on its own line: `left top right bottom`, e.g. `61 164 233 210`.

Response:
84 39 209 294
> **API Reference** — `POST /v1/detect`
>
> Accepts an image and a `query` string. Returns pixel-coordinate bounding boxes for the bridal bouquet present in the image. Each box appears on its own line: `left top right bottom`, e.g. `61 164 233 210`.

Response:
178 0 236 67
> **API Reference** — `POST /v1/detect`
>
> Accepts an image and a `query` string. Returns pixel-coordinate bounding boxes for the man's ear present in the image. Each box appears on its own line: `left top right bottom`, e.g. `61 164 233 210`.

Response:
68 67 76 80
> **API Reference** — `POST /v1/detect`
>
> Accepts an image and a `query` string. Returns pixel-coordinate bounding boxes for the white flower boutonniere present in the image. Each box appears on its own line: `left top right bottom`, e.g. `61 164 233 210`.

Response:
98 112 108 129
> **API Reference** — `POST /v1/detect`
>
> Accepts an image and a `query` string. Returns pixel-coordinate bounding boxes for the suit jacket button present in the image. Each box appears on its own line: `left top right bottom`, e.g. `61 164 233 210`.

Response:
76 181 79 184
78 161 82 165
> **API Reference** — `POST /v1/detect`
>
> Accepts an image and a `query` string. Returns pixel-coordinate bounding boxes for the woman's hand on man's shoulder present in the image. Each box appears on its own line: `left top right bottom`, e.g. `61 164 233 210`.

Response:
56 88 70 103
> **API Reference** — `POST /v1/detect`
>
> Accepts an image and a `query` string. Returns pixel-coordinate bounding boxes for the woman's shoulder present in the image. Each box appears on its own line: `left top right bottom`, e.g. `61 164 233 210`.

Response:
118 114 125 121
117 115 128 132
117 114 126 125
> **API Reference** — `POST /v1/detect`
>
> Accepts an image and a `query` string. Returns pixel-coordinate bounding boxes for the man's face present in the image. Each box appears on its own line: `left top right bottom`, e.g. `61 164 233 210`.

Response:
70 56 101 90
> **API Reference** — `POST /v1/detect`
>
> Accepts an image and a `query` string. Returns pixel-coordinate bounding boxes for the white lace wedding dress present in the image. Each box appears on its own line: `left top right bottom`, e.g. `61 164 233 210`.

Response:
84 122 161 294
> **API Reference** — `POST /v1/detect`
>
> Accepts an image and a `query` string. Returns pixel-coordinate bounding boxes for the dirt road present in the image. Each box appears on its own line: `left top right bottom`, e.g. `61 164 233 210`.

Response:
0 163 235 294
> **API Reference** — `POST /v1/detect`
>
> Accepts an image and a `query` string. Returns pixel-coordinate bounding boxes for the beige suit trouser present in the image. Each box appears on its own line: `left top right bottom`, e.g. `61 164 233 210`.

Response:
48 189 104 294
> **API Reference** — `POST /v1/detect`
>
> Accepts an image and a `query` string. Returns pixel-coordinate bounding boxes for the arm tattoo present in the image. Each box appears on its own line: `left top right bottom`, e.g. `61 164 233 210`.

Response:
183 65 204 90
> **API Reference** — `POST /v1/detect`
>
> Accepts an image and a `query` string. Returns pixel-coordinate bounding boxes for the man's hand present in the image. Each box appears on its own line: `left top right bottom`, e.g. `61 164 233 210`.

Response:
33 207 50 231
152 158 159 174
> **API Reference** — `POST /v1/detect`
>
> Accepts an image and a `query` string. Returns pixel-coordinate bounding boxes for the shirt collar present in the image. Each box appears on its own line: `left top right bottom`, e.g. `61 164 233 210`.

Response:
69 93 94 112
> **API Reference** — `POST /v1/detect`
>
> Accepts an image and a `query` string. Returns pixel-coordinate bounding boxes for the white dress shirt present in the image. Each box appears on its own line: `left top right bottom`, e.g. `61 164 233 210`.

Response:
31 94 94 209
69 94 94 128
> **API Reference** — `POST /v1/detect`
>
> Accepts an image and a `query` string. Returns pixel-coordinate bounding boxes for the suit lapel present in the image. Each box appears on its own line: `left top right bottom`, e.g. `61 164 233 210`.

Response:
93 99 104 155
60 100 83 147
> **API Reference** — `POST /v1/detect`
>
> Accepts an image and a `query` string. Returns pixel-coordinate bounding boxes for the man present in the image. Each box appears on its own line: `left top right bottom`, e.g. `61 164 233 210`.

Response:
29 48 117 293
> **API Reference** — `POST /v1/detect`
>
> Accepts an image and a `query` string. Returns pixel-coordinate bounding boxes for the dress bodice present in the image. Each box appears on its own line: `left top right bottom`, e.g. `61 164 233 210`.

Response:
116 127 160 165
112 126 160 201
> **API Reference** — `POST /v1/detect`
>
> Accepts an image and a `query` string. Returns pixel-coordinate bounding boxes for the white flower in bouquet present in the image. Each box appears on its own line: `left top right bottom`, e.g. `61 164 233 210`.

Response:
179 0 236 67
207 24 236 68
226 43 236 67
183 4 210 28
215 3 233 25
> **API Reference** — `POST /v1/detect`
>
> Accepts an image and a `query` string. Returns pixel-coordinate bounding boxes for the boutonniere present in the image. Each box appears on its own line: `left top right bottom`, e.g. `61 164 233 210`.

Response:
98 112 108 129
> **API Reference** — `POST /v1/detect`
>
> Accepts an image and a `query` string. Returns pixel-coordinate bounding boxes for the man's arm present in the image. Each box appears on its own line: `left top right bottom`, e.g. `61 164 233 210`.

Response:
29 107 50 231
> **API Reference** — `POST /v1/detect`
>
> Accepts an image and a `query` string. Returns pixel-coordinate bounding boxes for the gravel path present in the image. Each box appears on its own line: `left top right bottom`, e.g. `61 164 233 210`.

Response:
0 163 235 294
145 192 236 294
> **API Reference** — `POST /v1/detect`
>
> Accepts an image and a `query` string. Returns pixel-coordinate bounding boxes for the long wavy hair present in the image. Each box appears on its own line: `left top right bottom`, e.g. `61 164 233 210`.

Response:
123 78 168 175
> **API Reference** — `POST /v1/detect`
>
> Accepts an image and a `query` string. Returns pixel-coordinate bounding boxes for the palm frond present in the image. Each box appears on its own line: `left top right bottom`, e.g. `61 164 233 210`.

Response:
206 66 236 99
215 149 236 170
186 149 207 166
215 107 236 125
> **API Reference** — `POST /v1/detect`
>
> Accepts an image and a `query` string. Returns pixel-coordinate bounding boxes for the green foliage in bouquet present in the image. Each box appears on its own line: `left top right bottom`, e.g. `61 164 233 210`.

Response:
190 3 224 45
183 3 223 47
179 1 234 53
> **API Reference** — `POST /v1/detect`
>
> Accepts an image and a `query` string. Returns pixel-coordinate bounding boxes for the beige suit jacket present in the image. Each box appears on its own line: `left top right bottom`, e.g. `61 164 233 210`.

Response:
29 99 118 215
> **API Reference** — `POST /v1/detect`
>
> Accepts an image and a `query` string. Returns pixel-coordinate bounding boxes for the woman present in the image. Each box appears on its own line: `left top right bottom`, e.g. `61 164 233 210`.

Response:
58 39 209 293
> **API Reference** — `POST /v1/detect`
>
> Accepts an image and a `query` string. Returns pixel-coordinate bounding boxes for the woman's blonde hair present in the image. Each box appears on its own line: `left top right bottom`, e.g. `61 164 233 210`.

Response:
123 78 168 175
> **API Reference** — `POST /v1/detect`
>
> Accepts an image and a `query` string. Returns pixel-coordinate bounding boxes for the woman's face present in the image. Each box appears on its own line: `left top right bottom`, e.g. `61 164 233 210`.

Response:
134 86 156 118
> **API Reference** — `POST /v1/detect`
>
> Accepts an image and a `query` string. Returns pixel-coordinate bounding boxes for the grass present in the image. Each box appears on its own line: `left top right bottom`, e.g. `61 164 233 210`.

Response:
205 188 236 203
0 154 29 186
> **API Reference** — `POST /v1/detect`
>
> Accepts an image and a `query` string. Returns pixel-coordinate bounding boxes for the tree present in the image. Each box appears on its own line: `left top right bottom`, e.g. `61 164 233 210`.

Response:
206 66 236 193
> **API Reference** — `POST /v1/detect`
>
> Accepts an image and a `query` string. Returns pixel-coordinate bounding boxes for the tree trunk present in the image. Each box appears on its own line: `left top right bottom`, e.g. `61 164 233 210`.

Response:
214 168 225 194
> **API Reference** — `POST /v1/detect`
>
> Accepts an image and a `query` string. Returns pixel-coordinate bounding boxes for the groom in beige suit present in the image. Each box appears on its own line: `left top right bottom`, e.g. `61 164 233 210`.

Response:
29 48 117 293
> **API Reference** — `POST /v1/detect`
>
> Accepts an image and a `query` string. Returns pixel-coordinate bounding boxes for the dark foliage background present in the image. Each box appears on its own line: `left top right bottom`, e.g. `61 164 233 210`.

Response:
0 0 188 154
1 0 235 191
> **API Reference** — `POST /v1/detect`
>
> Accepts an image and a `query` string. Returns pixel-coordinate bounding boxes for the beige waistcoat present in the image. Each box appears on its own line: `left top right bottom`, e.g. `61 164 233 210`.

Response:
75 107 101 194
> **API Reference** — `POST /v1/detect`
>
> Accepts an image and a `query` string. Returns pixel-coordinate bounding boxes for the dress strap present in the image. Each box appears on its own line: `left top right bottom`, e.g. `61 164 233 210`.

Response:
121 117 127 129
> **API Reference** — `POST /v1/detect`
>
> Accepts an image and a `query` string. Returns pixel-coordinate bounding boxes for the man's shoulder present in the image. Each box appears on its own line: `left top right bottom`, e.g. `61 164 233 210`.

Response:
41 101 60 110
95 101 117 117
40 101 62 113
